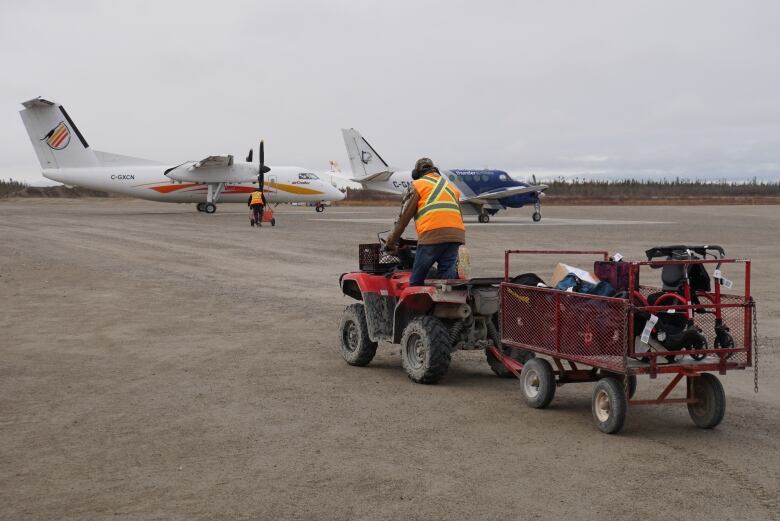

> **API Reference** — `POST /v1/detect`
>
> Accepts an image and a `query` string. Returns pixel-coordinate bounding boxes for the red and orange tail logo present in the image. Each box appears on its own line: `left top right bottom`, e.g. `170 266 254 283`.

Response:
42 121 70 150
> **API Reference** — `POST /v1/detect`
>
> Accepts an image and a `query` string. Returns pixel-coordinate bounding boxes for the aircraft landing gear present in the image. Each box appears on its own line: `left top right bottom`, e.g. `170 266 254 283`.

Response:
199 182 224 215
478 213 490 223
315 202 325 213
532 200 542 222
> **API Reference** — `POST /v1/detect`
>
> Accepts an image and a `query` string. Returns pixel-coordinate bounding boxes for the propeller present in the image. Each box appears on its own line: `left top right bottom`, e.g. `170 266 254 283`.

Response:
532 174 538 185
253 140 271 191
246 148 253 162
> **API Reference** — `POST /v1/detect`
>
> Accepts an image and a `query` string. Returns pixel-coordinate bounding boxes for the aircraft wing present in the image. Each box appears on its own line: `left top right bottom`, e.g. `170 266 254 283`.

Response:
460 184 548 205
349 170 394 183
189 155 234 169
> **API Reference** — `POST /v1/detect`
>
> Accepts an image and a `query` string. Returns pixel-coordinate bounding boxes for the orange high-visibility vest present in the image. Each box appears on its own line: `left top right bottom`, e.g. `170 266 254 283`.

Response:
412 173 464 234
250 191 265 205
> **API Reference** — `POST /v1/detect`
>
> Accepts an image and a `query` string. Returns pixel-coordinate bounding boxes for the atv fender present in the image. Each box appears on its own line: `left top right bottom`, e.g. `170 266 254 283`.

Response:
392 285 468 343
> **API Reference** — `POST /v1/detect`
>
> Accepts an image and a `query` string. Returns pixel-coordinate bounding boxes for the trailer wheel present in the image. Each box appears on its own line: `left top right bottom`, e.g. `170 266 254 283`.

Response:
688 373 726 429
519 358 555 408
626 375 637 400
592 377 627 434
339 304 378 366
600 372 637 400
400 316 452 384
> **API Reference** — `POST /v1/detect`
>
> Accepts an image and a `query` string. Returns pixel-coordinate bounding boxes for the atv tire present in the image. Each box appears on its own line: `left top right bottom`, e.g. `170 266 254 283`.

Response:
339 304 378 366
400 316 452 384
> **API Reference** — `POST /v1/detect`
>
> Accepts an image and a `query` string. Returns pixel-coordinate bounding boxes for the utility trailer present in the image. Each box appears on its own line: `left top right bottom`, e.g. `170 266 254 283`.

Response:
490 249 757 433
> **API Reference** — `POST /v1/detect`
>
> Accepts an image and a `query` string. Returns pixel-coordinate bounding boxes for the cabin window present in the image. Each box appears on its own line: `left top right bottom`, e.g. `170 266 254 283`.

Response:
481 174 490 182
499 174 507 181
449 174 456 181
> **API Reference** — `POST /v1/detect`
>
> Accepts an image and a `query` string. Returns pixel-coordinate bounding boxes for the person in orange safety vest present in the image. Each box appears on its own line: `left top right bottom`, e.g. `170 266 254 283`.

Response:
247 189 266 227
385 158 465 286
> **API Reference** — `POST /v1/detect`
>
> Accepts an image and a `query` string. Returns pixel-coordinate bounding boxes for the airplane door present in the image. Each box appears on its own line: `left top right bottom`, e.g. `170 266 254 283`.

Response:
267 175 277 202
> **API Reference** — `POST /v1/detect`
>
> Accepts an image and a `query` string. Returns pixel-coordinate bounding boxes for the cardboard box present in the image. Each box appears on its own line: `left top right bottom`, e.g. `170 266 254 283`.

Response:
550 262 599 287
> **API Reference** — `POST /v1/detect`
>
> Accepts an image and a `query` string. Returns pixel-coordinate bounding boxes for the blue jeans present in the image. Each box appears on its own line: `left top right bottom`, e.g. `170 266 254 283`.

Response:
410 243 460 286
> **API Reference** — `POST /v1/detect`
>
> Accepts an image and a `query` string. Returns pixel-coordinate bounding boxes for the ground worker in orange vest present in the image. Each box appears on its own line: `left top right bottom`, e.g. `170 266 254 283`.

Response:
247 188 266 227
385 157 465 286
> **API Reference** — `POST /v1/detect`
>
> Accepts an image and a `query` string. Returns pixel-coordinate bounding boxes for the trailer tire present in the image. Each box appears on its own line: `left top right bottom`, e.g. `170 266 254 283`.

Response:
592 377 627 434
688 373 726 429
600 372 637 400
519 358 555 408
339 304 378 366
400 316 451 384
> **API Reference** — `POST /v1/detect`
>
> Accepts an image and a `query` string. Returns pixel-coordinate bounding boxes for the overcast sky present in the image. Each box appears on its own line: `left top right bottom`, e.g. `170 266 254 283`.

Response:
2 0 779 184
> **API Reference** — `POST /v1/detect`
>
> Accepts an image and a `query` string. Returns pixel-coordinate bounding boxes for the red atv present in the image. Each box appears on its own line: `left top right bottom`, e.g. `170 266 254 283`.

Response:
338 237 533 383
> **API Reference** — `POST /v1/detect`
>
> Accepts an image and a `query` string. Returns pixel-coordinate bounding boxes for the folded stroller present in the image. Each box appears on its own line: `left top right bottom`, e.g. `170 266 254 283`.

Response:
639 245 732 362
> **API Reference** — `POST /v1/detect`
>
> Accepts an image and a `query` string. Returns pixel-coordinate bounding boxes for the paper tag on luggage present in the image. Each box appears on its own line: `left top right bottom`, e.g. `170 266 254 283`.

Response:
713 269 733 289
613 253 623 262
640 314 659 344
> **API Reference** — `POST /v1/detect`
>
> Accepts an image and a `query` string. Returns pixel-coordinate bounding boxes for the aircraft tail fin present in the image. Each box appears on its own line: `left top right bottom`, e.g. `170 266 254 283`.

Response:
19 97 98 169
341 128 393 181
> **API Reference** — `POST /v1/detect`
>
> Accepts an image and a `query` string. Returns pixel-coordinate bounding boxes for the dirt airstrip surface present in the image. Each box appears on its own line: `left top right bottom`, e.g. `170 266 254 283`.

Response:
1 200 779 520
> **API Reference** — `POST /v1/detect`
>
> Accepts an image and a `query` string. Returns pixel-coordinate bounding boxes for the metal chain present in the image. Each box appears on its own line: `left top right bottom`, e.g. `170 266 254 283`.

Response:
752 299 759 393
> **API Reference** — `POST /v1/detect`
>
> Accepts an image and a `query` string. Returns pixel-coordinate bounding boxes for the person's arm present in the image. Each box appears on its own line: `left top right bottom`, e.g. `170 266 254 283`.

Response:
386 189 419 252
247 195 252 207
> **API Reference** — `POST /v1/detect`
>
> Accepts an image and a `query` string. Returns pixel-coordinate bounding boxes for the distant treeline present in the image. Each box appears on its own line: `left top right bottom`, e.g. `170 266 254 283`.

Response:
0 179 26 197
546 178 780 197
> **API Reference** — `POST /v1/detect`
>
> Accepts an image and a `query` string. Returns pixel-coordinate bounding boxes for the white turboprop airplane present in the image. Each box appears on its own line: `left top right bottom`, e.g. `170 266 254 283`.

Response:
341 128 549 222
19 97 345 213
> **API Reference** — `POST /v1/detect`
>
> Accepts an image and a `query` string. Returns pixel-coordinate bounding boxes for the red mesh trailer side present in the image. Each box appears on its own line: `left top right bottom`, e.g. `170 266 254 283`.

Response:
501 283 630 373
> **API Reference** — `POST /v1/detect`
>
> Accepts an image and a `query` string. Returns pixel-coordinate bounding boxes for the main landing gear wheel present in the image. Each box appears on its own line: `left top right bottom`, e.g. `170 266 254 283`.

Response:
203 202 217 214
688 373 725 429
338 304 378 366
478 214 490 223
592 377 628 434
400 316 452 384
196 202 206 212
532 211 542 222
519 358 556 408
316 204 325 213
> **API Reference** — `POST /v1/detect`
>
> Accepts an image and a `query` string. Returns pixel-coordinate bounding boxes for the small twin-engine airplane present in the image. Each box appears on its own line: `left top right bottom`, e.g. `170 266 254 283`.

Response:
19 97 345 213
342 128 548 222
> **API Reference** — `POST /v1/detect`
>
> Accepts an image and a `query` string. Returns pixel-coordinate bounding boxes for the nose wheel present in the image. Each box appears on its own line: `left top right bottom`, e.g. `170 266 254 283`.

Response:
532 200 542 222
478 213 490 223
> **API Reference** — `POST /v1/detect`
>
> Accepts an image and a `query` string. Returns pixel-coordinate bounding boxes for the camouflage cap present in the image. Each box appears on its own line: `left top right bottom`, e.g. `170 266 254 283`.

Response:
414 157 435 172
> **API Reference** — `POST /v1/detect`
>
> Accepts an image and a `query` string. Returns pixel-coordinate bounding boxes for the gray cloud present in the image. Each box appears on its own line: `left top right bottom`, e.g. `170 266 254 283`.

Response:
2 0 779 183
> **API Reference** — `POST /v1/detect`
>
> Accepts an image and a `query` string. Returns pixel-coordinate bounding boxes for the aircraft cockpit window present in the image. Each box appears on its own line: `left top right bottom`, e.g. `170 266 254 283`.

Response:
298 173 319 180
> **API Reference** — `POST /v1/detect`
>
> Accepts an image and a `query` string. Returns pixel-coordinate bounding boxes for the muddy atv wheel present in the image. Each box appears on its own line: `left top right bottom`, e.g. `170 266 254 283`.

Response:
339 304 378 366
688 373 726 429
591 377 627 434
400 316 451 384
519 358 555 408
